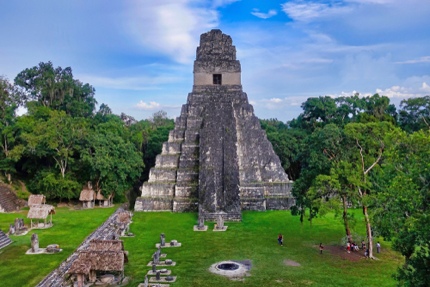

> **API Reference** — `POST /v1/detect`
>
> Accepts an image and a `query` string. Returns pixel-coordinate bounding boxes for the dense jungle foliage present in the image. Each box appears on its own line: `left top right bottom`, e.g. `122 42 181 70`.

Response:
1 62 429 286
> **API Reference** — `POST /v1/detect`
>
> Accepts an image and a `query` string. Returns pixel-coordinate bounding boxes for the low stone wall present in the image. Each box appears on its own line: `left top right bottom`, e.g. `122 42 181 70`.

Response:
36 207 127 287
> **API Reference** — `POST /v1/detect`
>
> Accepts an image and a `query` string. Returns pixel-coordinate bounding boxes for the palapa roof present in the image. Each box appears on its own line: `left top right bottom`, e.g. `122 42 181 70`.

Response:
28 194 46 206
79 185 95 201
68 251 125 275
27 204 55 219
96 190 112 201
88 239 125 252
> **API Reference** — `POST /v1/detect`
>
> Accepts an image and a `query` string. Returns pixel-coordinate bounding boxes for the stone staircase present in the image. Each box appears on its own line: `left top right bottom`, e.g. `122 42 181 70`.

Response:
135 30 295 220
0 184 21 212
0 230 12 250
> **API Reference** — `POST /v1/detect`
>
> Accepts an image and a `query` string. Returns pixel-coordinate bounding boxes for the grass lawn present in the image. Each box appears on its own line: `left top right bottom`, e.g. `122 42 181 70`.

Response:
0 206 116 287
123 210 403 287
0 208 403 287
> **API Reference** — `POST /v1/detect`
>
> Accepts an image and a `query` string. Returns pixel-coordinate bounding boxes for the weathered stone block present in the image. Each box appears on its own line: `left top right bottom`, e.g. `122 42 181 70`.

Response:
162 142 181 154
176 169 198 183
148 169 177 183
168 130 184 142
134 197 173 211
155 154 179 168
173 198 198 212
141 183 175 197
174 184 198 198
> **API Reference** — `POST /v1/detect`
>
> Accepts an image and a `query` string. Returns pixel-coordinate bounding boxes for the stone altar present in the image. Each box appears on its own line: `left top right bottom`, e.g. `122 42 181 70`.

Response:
134 29 294 220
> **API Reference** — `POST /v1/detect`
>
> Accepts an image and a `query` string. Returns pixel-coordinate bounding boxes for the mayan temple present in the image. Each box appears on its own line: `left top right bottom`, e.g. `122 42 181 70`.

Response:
134 29 294 220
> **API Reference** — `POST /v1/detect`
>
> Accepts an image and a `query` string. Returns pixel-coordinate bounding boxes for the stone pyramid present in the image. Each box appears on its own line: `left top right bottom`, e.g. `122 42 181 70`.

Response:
134 29 294 220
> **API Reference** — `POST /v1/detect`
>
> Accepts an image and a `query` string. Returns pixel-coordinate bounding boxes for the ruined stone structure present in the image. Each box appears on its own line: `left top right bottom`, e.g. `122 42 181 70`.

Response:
134 29 294 220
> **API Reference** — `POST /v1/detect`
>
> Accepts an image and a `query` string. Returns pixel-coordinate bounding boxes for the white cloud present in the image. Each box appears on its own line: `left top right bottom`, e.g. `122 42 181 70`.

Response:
251 9 277 19
395 56 430 64
126 1 220 63
212 0 240 8
136 101 161 110
281 1 351 22
268 98 283 103
346 0 397 4
375 80 430 99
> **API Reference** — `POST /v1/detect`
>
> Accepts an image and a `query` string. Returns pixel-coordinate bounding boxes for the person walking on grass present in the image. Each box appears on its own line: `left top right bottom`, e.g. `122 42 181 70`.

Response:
376 242 381 253
319 243 324 254
278 234 283 246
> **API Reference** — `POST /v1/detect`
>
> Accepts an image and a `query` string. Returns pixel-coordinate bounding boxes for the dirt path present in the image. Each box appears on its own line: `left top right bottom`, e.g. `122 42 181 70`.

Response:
322 245 368 262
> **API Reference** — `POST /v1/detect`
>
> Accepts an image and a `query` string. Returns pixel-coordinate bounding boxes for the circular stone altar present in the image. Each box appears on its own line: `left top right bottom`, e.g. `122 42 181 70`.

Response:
209 261 248 278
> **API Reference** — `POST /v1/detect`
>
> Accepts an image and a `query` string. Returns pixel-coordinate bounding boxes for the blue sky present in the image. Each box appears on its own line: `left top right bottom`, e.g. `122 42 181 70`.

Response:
1 0 429 122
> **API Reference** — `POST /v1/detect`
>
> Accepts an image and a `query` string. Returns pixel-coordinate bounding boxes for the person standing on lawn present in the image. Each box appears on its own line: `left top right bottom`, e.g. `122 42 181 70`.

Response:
319 243 324 254
278 234 283 246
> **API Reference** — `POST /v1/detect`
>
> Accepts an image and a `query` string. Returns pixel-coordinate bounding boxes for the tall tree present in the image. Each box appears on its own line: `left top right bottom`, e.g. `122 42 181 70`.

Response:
20 109 87 178
81 116 144 201
398 96 430 133
374 129 430 286
14 61 96 117
0 77 23 182
342 121 395 258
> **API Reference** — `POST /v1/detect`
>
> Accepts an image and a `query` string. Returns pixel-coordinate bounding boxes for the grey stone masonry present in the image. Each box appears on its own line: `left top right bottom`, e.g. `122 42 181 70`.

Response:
135 29 294 220
0 230 12 250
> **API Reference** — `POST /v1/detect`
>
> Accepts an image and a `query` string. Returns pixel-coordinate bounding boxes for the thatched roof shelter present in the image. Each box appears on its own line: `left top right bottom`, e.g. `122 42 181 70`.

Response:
96 190 112 201
27 204 55 219
79 187 95 201
28 194 46 206
68 239 128 286
88 239 126 254
68 250 125 274
27 204 55 228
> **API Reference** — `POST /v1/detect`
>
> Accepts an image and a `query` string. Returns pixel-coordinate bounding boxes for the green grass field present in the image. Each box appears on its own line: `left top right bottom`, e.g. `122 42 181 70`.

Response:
0 208 403 287
123 211 403 287
0 206 115 287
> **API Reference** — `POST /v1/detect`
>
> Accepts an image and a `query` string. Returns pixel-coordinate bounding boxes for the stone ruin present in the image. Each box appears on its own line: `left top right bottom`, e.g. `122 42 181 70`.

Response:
9 218 27 235
134 29 294 221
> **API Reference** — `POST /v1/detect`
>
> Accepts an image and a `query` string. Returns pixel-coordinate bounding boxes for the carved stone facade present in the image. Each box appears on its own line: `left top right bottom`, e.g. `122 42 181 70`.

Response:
134 29 294 220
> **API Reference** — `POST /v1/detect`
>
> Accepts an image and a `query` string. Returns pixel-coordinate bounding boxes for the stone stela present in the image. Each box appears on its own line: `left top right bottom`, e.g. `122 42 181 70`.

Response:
193 214 208 231
134 29 295 221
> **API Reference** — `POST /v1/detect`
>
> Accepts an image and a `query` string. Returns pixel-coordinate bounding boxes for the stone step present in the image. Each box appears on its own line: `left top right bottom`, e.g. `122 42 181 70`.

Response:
0 184 20 212
148 169 177 183
155 154 180 168
0 230 12 249
176 170 198 182
141 183 175 198
162 142 181 154
168 130 185 142
174 184 198 198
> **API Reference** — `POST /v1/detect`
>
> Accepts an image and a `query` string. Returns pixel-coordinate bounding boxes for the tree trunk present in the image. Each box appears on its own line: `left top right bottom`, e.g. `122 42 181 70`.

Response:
363 205 374 258
342 195 352 241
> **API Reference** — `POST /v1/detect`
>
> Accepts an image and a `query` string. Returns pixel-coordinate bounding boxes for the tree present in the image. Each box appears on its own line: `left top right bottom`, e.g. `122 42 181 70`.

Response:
14 61 96 117
260 119 304 180
81 116 144 201
20 109 87 178
0 77 23 182
342 121 395 258
373 129 430 286
398 96 430 133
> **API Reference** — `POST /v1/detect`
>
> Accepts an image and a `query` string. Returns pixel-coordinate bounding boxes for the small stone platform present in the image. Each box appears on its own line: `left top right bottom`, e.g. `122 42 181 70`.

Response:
193 225 208 231
147 261 176 267
149 276 177 283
